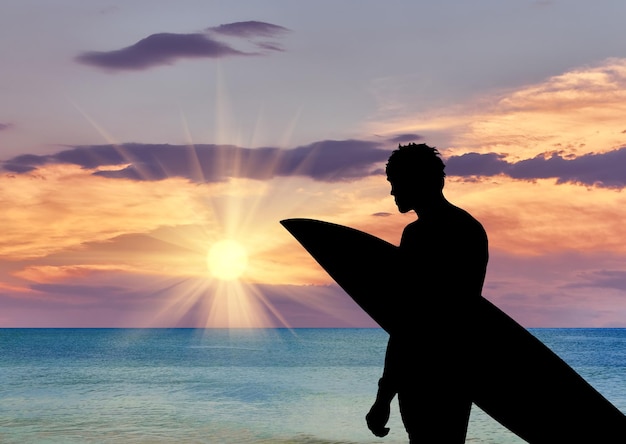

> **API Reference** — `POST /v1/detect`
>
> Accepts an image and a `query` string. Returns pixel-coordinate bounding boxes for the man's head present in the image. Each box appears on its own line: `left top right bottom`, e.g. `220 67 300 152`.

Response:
385 143 446 214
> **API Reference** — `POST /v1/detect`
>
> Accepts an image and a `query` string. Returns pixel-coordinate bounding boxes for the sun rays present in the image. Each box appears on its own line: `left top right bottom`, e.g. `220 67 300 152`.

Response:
60 79 346 329
141 224 304 329
4 64 406 329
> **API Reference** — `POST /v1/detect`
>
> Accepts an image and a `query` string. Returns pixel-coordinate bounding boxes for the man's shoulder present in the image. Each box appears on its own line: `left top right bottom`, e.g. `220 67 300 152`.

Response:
400 204 487 240
431 204 488 244
401 219 421 236
448 204 485 228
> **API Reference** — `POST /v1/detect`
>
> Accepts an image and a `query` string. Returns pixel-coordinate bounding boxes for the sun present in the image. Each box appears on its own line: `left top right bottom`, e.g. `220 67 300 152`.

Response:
207 239 249 280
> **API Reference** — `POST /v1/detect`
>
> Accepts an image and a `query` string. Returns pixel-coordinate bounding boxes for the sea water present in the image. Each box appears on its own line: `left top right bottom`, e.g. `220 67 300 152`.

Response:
1 328 626 443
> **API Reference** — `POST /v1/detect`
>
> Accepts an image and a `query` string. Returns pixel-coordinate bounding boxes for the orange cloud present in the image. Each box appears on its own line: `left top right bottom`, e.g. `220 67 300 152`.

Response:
361 62 626 327
0 280 32 293
1 163 400 293
373 58 626 159
0 164 215 260
444 177 626 256
364 58 626 260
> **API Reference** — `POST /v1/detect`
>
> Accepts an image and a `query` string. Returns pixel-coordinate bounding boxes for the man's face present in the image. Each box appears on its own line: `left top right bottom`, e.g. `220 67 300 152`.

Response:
388 178 415 213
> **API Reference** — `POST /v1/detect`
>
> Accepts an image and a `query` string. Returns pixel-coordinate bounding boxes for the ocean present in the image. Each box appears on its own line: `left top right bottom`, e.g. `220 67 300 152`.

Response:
1 328 625 443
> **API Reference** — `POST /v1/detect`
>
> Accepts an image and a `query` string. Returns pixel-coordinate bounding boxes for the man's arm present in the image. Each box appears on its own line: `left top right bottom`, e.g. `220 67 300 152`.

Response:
366 336 399 437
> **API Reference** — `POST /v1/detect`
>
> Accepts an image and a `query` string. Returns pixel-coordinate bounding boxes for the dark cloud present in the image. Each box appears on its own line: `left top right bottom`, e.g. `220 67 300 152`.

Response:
3 153 48 173
509 149 626 188
8 140 625 188
209 21 289 38
2 140 389 183
255 42 286 52
281 140 389 181
388 134 423 143
3 163 37 174
446 152 510 177
0 123 12 131
446 147 626 188
76 21 288 71
76 33 249 70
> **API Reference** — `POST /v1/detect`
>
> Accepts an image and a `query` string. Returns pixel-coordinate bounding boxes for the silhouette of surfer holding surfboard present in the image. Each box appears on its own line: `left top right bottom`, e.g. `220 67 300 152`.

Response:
366 143 488 443
282 143 626 442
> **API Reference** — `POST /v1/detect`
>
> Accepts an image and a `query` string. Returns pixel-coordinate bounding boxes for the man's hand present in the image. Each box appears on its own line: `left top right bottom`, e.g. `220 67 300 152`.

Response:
366 400 391 437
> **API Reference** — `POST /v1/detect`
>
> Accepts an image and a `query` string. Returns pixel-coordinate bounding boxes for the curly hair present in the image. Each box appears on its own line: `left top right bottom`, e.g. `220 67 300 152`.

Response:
385 143 446 186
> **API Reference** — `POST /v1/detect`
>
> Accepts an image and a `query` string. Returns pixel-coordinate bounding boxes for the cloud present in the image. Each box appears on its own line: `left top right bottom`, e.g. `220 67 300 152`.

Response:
373 58 626 162
76 33 249 70
209 21 289 38
6 137 625 188
0 164 214 259
0 123 12 131
509 149 626 187
7 138 626 188
76 21 289 71
3 153 47 173
2 140 390 183
388 133 423 143
255 42 285 52
446 147 626 188
446 152 510 177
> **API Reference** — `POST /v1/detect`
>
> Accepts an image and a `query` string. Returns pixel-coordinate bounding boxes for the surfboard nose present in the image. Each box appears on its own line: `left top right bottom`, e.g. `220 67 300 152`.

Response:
279 218 297 230
280 218 316 238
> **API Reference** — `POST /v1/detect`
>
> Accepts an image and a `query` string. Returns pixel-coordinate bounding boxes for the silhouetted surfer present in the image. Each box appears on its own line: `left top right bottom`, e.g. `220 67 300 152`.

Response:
366 143 488 443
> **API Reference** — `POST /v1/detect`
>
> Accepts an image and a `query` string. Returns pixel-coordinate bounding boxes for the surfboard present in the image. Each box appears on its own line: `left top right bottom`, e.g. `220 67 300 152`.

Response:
281 218 626 443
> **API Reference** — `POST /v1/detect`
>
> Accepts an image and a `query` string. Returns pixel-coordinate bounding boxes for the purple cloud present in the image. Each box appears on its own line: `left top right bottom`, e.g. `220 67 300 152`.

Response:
255 42 286 52
446 152 510 177
209 21 289 38
446 147 626 189
7 140 625 189
0 123 12 131
388 133 424 143
509 150 626 188
76 21 289 71
3 153 48 173
76 33 249 70
2 140 389 183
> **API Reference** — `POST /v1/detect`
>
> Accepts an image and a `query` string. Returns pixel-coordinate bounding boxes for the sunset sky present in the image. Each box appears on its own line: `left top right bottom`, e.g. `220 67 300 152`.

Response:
2 0 626 328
